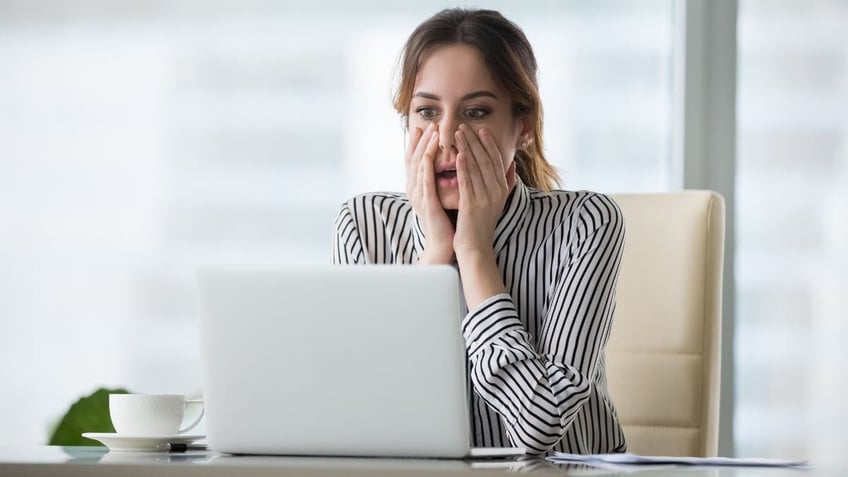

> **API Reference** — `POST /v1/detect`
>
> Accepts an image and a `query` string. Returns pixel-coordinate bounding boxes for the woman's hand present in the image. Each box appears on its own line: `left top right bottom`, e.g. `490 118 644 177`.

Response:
453 124 517 308
453 124 516 261
405 123 455 264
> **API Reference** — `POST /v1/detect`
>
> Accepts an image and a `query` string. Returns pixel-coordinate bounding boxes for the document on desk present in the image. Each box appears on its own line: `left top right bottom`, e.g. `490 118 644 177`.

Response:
548 452 809 468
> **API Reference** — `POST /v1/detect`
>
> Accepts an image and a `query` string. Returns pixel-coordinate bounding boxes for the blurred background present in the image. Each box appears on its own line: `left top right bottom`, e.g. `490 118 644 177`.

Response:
0 0 846 463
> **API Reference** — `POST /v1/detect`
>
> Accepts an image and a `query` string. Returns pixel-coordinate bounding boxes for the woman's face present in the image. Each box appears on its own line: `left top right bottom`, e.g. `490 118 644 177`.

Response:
408 43 526 210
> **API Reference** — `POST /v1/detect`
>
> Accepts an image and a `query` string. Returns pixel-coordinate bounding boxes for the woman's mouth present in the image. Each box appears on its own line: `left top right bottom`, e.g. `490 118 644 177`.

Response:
436 167 458 187
437 168 457 179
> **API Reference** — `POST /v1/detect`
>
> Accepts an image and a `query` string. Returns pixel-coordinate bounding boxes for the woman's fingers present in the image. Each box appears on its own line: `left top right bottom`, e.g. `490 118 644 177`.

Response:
414 125 440 203
454 130 472 202
456 128 490 201
406 124 436 189
405 127 421 192
407 124 438 197
421 147 441 208
456 151 475 207
457 132 482 204
477 127 507 189
422 124 440 165
416 148 427 202
405 126 424 165
457 126 508 195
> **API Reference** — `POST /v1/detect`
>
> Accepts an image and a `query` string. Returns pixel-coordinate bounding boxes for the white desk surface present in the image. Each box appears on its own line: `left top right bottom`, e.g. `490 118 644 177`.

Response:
0 446 831 477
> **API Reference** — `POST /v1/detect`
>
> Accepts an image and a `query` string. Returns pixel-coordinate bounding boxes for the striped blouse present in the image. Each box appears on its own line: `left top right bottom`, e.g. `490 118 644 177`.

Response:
331 178 627 455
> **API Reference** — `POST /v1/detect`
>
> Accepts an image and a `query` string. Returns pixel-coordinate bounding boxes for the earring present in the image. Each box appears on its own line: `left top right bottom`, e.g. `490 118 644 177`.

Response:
520 141 528 149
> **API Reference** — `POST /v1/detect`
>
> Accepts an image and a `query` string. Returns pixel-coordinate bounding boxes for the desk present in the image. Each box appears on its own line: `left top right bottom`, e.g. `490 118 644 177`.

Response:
0 446 829 476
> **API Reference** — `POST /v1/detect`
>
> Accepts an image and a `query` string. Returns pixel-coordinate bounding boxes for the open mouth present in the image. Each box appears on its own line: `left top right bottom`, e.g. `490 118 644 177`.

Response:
437 167 457 179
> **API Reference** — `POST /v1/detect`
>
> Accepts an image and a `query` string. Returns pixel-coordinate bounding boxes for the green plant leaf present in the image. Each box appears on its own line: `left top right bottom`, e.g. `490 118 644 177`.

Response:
48 387 130 446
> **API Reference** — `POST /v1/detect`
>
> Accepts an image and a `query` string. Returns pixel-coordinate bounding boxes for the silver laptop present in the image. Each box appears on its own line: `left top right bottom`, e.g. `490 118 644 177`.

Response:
197 264 524 459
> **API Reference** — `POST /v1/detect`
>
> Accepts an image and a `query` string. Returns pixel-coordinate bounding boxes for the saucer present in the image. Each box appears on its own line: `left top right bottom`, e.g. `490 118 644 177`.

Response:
81 432 206 452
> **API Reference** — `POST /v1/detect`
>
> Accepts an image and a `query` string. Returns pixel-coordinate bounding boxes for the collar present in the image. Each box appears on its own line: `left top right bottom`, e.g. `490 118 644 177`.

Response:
411 177 531 259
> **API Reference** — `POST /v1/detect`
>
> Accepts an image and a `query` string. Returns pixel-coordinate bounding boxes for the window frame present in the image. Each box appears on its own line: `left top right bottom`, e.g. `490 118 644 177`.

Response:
672 0 738 456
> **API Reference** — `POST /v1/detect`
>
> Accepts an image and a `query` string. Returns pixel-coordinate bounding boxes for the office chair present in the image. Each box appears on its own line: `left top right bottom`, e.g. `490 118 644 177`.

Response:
606 191 725 457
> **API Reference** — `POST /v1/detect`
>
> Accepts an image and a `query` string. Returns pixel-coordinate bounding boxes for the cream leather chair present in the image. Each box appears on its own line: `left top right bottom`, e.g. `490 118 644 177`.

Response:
607 191 725 457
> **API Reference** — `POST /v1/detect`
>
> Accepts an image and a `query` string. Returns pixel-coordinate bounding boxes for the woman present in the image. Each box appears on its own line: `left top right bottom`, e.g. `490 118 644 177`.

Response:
332 8 626 455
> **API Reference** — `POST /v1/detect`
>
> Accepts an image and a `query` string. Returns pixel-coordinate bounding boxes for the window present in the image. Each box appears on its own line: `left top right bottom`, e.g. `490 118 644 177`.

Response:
736 0 848 461
0 1 673 444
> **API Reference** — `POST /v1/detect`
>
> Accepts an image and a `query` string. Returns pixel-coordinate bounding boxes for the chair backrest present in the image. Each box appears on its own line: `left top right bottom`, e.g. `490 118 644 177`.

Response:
607 191 724 457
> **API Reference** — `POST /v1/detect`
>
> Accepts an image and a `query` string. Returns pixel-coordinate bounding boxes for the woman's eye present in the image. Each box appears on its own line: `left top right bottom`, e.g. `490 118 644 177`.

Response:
464 108 489 120
415 107 437 120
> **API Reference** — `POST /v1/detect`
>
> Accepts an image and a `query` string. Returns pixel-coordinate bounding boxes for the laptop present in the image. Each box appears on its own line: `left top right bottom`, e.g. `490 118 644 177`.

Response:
197 264 524 459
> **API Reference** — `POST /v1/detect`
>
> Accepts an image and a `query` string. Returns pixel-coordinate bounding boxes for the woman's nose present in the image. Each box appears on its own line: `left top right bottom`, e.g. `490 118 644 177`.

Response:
438 118 459 153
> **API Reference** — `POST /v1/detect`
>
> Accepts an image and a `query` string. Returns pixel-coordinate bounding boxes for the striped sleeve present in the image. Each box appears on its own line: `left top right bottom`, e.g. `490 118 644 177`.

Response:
460 194 625 455
332 201 366 265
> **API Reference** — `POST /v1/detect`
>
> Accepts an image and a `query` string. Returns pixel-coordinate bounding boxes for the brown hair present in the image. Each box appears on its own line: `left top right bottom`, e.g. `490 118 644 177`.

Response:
393 8 560 191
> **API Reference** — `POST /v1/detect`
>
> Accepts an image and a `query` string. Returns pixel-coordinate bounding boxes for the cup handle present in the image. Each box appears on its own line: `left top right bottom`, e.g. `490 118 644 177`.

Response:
178 399 205 434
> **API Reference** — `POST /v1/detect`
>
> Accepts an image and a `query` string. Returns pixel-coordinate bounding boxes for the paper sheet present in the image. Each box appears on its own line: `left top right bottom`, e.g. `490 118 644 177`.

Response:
548 452 809 468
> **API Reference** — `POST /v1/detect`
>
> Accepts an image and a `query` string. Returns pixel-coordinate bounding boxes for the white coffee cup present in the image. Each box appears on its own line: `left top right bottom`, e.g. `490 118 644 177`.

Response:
109 394 204 436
